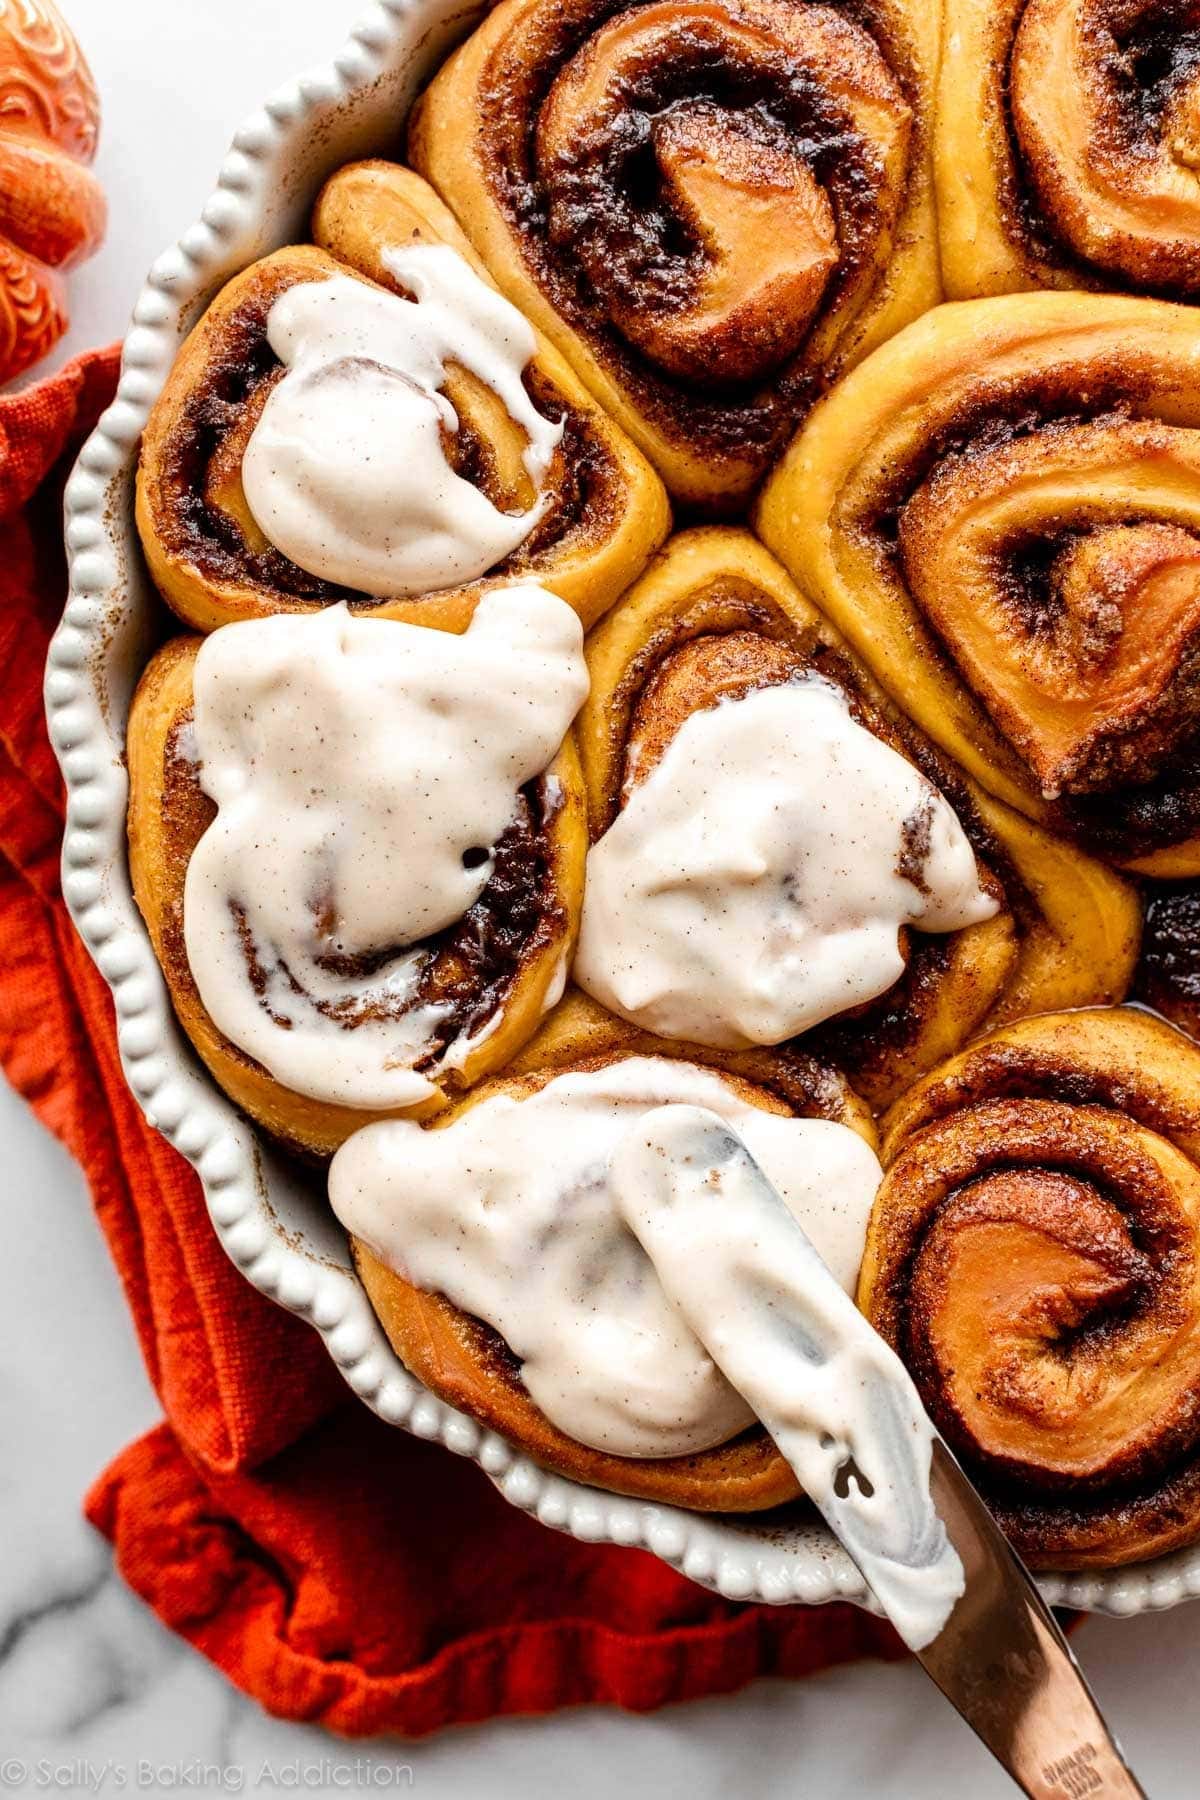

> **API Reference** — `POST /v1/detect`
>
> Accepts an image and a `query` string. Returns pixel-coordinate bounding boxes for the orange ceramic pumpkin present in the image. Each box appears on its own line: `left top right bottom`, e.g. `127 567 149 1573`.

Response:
0 0 105 385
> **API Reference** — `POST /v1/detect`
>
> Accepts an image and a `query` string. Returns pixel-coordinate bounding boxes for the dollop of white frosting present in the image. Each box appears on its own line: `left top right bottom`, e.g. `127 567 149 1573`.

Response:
328 1056 881 1457
575 677 999 1047
241 243 564 597
613 1106 963 1651
183 589 588 1109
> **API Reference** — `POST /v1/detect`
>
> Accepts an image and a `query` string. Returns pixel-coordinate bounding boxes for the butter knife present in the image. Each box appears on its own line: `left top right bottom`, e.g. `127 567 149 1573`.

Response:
613 1105 1149 1800
920 1439 1146 1798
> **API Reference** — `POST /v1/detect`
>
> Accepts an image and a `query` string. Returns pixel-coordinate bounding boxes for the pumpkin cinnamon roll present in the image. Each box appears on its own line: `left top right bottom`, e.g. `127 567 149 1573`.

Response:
758 291 1200 875
126 590 589 1156
329 987 880 1510
408 0 939 508
135 166 668 634
1138 879 1200 1038
861 1009 1200 1569
572 527 1139 1108
937 0 1200 301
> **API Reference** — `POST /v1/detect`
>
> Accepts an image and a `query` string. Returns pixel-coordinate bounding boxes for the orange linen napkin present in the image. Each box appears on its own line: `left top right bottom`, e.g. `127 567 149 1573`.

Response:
0 351 903 1735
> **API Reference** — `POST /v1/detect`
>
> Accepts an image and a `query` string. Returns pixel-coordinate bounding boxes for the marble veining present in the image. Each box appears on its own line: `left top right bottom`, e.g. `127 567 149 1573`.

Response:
8 1 1200 1794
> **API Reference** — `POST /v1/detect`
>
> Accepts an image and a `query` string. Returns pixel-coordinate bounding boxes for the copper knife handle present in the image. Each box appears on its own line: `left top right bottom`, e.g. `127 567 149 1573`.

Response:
916 1441 1146 1798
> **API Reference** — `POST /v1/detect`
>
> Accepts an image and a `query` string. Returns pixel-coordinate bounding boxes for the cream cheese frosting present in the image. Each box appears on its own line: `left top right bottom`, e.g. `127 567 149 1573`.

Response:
241 243 563 596
575 676 999 1046
328 1056 881 1456
183 589 588 1109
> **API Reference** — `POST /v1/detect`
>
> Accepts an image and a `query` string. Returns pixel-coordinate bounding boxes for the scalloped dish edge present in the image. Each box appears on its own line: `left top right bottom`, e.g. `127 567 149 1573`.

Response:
42 0 1200 1621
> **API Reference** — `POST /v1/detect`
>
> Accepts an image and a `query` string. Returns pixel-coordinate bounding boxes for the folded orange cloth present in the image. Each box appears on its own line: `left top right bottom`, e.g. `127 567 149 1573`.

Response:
0 351 903 1735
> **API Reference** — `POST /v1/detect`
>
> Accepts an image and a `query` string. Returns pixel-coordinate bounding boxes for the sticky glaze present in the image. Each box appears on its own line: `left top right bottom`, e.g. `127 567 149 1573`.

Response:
614 1105 963 1649
574 677 998 1046
241 243 563 596
183 590 588 1108
328 1056 881 1456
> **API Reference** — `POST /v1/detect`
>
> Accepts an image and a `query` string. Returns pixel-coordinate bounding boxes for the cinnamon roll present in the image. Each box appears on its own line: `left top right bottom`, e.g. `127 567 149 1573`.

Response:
126 591 589 1156
937 0 1200 301
330 987 880 1509
1138 879 1200 1038
860 1009 1200 1569
407 0 939 508
573 527 1140 1107
136 166 668 634
757 290 1200 874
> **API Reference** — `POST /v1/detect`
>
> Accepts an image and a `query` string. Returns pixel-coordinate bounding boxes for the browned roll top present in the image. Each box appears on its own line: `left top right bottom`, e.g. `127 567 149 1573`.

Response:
531 0 908 388
938 0 1200 300
410 0 938 505
149 254 339 611
1010 0 1200 293
862 1009 1200 1568
757 290 1200 873
898 417 1200 812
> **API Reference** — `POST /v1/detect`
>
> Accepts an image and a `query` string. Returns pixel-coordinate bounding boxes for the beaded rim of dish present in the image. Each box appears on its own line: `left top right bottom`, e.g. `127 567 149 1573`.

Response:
43 0 1200 1621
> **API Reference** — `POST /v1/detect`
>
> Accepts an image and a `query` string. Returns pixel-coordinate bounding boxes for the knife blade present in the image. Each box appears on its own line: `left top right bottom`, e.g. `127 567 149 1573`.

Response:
612 1104 1149 1799
918 1439 1146 1798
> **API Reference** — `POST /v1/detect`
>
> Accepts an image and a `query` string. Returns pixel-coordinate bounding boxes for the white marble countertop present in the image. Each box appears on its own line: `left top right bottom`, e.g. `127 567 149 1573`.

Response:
6 2 1200 1793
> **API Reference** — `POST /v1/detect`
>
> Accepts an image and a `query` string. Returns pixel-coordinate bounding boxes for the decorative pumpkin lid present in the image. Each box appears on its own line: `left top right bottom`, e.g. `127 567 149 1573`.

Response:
0 0 106 385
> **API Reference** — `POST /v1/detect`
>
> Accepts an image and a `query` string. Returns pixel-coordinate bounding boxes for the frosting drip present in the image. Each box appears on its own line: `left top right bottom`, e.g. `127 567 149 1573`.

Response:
241 243 564 596
183 590 588 1109
328 1056 881 1457
613 1105 963 1650
575 677 999 1047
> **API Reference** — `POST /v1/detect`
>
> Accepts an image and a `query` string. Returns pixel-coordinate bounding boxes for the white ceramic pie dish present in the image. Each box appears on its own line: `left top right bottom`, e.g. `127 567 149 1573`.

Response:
43 0 1200 1621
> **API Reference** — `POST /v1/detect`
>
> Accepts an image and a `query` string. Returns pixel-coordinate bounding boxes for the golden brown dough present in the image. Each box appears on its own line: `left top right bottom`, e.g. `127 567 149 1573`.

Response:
937 0 1200 301
409 0 940 508
758 290 1200 874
